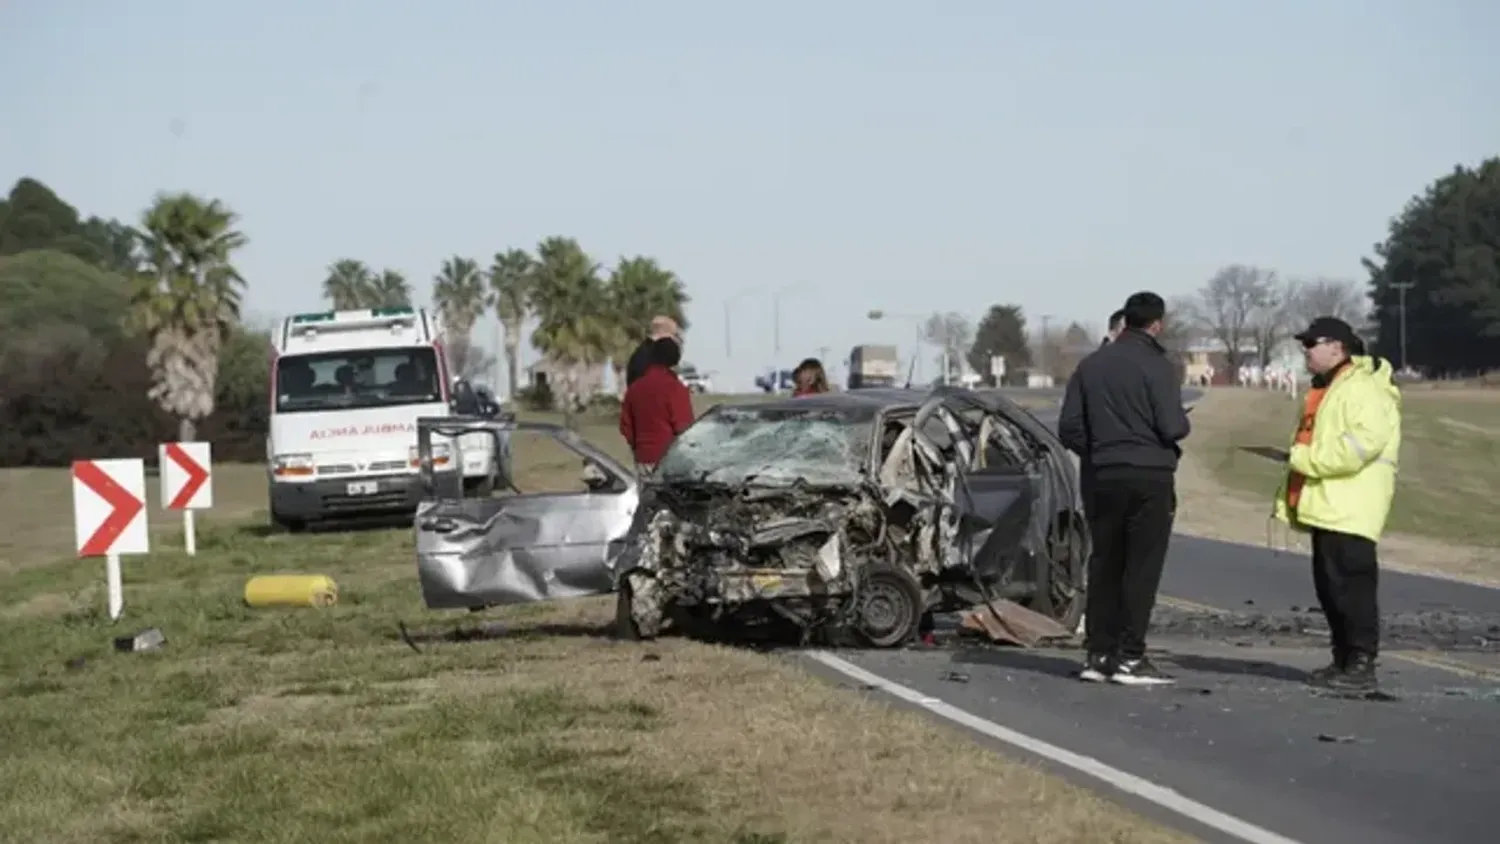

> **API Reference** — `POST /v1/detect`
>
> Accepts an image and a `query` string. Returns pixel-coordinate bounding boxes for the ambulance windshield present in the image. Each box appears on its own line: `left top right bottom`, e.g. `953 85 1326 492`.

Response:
275 347 442 413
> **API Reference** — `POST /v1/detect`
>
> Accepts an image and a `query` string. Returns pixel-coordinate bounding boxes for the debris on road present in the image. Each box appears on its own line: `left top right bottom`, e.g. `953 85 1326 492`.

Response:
243 574 338 608
941 670 970 683
1317 733 1363 743
113 627 165 653
958 598 1074 647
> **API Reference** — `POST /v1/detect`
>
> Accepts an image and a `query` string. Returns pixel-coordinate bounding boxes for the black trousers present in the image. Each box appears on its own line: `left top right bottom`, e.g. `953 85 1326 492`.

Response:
1083 472 1176 660
1310 528 1380 659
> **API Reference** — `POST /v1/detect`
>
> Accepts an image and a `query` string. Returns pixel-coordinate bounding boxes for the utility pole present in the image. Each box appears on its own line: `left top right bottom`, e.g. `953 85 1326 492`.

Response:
772 292 781 356
1040 314 1053 381
1392 282 1414 372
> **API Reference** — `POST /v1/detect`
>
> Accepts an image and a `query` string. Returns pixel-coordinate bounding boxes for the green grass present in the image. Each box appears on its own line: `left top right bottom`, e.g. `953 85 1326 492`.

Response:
1188 387 1500 547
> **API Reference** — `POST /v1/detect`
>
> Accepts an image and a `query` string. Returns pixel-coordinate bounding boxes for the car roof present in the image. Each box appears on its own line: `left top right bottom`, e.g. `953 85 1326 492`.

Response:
710 386 1045 420
708 387 954 416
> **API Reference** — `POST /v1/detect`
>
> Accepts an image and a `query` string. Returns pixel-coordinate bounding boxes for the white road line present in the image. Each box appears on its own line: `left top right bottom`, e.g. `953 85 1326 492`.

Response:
805 651 1306 844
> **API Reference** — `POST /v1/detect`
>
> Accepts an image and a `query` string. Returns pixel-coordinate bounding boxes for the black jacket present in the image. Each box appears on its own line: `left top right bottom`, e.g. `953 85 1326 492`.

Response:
1057 328 1190 473
624 339 654 387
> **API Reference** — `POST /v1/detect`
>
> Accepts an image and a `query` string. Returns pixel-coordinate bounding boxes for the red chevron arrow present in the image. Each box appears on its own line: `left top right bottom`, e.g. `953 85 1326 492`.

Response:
164 442 209 509
74 460 145 556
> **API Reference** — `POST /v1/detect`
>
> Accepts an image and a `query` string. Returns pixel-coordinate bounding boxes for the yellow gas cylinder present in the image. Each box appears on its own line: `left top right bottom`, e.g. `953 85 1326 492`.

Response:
244 574 339 608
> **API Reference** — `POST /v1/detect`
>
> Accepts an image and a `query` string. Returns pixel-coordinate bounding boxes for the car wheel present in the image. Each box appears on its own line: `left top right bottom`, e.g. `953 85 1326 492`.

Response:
1043 511 1088 632
852 563 925 648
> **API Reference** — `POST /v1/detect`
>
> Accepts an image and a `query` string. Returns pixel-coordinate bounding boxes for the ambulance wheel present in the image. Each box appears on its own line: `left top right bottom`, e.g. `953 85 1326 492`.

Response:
272 513 307 534
464 476 496 498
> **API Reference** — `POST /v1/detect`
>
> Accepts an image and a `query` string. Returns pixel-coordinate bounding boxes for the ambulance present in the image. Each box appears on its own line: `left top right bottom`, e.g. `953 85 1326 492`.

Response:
265 307 504 531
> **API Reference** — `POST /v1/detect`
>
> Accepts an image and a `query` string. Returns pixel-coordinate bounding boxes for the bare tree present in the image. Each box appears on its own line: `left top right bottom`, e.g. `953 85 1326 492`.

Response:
1183 265 1282 371
1288 277 1368 327
1246 273 1297 367
921 311 973 380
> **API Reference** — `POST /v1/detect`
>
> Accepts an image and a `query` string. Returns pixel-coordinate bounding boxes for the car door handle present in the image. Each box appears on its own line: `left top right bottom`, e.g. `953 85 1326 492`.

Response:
419 517 458 534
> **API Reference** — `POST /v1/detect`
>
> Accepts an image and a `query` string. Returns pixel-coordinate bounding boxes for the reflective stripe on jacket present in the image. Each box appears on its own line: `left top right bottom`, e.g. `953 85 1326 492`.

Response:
1272 355 1402 543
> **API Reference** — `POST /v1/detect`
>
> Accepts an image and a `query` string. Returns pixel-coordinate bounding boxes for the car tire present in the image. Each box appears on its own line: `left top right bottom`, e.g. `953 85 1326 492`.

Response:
272 513 307 534
852 563 925 648
1041 510 1088 633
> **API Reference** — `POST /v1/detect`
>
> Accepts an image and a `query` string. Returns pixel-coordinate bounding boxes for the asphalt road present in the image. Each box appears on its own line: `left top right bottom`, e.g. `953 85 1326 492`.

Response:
807 387 1500 844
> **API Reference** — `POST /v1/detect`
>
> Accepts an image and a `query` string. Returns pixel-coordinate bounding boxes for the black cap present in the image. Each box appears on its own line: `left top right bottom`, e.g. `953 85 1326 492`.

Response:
1293 316 1361 350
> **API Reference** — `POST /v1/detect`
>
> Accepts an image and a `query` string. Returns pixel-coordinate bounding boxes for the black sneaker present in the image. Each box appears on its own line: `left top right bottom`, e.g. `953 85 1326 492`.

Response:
1306 651 1347 687
1078 652 1114 683
1325 653 1377 693
1109 656 1175 686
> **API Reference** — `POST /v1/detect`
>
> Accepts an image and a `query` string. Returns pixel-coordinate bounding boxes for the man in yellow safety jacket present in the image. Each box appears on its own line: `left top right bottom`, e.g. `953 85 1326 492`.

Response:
1273 316 1401 693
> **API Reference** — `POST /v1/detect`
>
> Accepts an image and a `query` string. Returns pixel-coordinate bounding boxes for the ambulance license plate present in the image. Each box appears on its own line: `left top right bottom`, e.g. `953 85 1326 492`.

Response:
346 481 379 496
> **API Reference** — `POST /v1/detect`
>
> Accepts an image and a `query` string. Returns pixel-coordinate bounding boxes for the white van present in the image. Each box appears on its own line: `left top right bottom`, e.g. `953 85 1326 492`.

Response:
266 307 504 531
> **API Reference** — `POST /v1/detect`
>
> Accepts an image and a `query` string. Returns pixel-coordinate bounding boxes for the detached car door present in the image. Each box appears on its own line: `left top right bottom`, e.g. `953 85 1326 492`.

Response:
412 418 639 610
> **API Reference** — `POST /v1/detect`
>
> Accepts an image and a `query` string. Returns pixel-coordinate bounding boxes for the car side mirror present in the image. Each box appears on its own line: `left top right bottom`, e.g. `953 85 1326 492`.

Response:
450 379 483 416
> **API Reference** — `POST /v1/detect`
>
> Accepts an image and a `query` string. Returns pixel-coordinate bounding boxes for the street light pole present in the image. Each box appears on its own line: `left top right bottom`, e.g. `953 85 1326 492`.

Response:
1040 314 1053 381
773 291 781 355
868 309 929 384
722 288 758 359
1392 282 1414 371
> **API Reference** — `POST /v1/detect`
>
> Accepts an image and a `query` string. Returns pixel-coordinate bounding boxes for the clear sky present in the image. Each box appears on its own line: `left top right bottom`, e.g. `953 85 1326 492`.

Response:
4 0 1496 392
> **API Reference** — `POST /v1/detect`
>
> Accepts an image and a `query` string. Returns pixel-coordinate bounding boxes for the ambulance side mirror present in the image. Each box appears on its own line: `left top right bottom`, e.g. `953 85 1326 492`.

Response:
450 379 483 416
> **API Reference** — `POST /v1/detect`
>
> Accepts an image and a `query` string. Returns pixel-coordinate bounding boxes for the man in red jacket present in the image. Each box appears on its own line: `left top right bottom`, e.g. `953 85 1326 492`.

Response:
620 337 695 472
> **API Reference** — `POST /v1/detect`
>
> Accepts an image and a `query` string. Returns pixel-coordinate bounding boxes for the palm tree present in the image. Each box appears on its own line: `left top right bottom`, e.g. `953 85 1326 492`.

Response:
488 248 533 398
528 236 609 425
432 256 488 380
323 259 372 309
370 269 412 308
131 192 248 441
604 256 691 392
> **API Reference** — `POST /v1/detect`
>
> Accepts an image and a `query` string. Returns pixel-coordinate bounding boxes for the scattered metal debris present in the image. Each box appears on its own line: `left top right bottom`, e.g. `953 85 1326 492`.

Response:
113 627 165 653
1439 686 1500 702
941 670 971 683
398 620 422 654
1151 604 1500 655
1317 733 1363 743
958 598 1074 647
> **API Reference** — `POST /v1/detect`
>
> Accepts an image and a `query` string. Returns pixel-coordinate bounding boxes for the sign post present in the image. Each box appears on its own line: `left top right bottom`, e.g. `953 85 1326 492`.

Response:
160 442 213 555
72 458 149 621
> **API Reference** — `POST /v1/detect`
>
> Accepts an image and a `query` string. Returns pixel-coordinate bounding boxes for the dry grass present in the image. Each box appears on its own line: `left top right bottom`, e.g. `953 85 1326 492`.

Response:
1175 387 1500 585
0 399 1192 844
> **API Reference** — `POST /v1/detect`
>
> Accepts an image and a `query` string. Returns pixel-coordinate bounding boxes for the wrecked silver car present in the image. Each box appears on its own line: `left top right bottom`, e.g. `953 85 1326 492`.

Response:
412 387 1089 648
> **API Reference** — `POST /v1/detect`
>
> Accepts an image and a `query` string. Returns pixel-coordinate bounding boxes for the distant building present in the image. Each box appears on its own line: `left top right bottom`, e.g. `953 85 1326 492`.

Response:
1182 338 1259 385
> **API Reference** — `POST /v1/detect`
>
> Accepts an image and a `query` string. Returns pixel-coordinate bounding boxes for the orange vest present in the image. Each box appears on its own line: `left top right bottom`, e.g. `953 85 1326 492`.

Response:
1286 366 1350 510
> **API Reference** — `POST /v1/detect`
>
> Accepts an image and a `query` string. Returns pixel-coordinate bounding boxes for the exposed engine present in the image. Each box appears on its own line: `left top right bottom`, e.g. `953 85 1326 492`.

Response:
619 412 990 646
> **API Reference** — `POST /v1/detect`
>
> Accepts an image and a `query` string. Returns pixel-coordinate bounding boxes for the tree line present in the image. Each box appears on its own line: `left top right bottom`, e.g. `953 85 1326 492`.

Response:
0 178 266 466
0 177 692 467
319 243 690 411
2 153 1492 466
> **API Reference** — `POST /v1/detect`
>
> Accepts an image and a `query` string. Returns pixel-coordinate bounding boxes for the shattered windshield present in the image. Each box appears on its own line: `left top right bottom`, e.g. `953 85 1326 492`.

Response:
656 406 871 486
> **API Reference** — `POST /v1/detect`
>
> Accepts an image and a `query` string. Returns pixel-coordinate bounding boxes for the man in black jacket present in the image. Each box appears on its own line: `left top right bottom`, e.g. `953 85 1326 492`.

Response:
624 315 681 388
1058 291 1190 686
1101 308 1125 348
